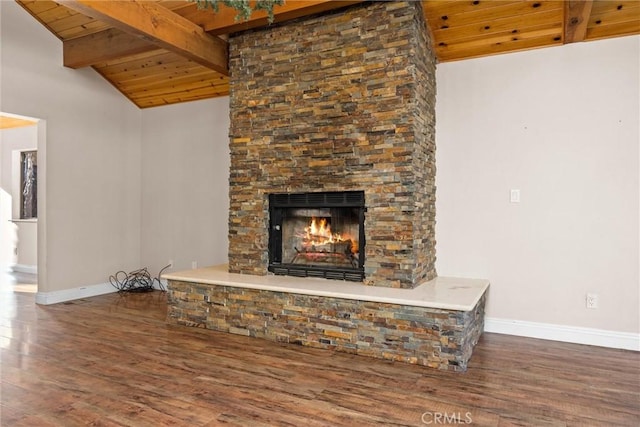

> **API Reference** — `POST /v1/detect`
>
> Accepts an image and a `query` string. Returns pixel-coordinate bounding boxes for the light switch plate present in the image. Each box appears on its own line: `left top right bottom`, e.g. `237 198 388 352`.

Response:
510 189 520 203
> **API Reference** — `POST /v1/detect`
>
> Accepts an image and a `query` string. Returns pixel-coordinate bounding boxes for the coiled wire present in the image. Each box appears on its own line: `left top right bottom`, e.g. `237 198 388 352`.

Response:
109 264 170 293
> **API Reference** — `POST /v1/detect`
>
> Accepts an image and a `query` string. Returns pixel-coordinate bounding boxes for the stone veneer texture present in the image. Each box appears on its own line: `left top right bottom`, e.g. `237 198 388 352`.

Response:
167 280 486 372
228 1 437 288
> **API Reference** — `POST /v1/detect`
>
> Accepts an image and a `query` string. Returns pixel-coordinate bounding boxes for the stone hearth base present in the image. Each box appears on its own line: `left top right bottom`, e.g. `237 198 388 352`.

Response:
164 265 488 372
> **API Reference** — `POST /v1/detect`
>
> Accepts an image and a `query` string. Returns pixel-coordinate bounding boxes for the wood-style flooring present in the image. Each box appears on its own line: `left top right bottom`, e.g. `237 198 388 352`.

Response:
1 271 639 426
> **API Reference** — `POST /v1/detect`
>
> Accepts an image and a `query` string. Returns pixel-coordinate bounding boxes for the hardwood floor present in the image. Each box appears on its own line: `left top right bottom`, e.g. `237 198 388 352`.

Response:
1 271 638 426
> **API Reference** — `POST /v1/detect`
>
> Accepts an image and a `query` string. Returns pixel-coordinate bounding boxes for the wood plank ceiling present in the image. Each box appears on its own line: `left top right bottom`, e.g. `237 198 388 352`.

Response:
15 0 640 109
0 114 38 130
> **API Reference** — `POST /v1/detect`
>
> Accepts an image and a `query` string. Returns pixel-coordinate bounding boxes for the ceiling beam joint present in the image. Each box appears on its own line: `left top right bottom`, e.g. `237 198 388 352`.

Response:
58 0 228 75
563 0 594 43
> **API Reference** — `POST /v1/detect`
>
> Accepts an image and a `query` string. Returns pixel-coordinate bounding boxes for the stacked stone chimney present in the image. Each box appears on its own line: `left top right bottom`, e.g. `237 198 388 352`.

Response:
227 1 436 288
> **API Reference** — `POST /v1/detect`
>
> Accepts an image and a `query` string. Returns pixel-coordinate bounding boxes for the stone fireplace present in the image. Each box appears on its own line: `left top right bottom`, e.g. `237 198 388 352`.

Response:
268 190 366 281
227 0 436 289
165 1 488 372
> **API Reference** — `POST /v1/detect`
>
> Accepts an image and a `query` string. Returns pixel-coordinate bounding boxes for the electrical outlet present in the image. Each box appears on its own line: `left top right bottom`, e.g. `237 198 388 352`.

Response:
191 261 198 269
168 259 173 268
586 293 598 309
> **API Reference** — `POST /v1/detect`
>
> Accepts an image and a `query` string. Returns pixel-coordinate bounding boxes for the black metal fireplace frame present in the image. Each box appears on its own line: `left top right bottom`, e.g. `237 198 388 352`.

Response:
268 191 365 282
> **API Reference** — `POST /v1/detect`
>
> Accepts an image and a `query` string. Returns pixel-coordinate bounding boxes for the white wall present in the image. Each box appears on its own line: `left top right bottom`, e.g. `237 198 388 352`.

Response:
140 98 230 275
0 2 229 296
1 1 142 292
0 126 37 193
0 188 13 268
0 125 38 268
436 36 639 335
13 220 37 271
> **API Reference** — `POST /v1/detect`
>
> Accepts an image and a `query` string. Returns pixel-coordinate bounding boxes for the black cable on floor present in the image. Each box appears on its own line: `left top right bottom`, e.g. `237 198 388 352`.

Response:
109 264 170 293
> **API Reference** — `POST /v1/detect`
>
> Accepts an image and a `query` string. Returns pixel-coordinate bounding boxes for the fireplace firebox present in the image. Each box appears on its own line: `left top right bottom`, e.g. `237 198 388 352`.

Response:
268 191 365 282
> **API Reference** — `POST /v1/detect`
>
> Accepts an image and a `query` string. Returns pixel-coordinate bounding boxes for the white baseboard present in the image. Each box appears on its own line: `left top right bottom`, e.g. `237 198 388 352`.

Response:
11 264 37 274
35 281 117 305
35 280 167 305
485 317 640 351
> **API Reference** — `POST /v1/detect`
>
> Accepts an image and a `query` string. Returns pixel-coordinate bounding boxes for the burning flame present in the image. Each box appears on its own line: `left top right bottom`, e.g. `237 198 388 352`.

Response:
305 217 339 244
301 217 358 252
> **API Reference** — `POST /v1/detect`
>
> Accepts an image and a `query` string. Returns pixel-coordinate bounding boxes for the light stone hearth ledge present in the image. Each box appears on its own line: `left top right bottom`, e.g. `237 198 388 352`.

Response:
162 264 489 312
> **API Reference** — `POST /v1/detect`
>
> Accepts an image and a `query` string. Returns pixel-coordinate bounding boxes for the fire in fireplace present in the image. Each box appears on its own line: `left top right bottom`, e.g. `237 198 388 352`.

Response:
268 191 365 281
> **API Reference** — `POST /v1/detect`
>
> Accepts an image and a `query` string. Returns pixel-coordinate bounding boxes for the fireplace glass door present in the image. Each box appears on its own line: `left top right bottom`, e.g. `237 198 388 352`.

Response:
269 191 365 281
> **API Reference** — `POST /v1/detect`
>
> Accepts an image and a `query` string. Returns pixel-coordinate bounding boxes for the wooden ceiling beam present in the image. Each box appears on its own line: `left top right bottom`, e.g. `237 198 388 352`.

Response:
563 0 594 43
189 0 363 35
63 28 159 69
57 0 228 75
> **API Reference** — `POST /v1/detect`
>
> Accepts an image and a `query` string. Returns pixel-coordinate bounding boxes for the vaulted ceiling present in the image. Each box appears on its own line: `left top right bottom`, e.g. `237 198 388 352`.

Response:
16 0 640 109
